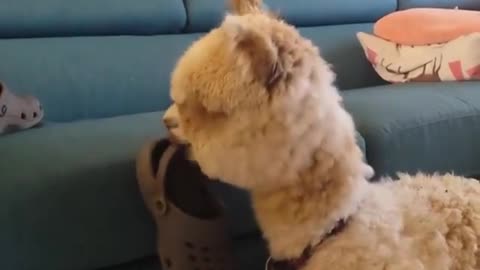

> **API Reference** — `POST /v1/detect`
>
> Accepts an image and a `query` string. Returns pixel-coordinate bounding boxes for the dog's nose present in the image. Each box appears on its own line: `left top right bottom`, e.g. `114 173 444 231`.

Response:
163 117 178 130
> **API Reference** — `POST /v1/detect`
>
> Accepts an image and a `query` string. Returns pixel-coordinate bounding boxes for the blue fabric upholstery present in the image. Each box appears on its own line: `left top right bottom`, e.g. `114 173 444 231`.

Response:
0 0 186 38
0 112 163 270
299 24 385 90
183 0 396 32
343 82 480 178
0 34 201 122
0 24 384 123
0 111 255 270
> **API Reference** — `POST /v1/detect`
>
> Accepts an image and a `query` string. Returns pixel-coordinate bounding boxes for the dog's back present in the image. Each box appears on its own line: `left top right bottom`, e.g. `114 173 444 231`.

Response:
390 174 480 269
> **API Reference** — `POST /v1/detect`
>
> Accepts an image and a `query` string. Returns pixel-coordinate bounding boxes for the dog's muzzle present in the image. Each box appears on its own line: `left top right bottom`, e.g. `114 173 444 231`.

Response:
163 104 188 144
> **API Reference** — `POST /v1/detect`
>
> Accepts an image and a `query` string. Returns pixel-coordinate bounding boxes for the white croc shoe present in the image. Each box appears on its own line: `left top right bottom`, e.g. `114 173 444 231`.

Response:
0 82 43 134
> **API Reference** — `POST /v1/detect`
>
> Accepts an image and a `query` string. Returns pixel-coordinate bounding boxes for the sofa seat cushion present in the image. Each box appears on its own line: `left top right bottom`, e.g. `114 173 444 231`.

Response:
343 81 480 178
0 111 263 270
183 0 396 33
0 112 164 270
0 0 186 38
0 110 367 270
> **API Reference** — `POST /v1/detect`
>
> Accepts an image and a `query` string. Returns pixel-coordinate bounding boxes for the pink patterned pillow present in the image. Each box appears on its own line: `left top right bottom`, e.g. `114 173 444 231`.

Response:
374 8 480 46
357 32 480 83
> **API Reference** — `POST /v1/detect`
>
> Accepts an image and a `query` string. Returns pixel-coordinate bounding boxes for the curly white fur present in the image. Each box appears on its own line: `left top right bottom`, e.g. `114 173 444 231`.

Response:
163 1 480 269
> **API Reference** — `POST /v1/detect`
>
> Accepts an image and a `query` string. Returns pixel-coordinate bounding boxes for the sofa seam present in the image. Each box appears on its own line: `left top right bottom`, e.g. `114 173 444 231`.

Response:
180 0 190 33
361 112 480 138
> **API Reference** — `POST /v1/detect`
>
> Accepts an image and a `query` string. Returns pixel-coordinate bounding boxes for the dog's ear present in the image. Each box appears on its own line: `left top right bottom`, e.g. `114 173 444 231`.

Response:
223 15 284 92
229 0 263 15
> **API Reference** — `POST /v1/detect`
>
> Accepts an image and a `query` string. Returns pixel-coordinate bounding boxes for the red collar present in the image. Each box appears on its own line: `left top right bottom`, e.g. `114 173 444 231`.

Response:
266 218 348 270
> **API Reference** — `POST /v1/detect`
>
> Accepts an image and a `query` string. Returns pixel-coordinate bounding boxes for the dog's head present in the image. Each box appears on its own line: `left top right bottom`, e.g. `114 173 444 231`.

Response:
164 0 372 191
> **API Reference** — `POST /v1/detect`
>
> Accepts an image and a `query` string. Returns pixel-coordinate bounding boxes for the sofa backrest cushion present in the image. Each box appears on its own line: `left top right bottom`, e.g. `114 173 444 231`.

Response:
398 0 480 10
300 24 386 91
0 34 200 122
0 22 385 123
184 0 396 33
0 0 187 38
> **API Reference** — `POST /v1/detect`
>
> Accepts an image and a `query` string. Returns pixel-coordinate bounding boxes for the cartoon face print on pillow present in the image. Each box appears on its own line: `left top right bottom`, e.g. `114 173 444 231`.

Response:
357 32 480 83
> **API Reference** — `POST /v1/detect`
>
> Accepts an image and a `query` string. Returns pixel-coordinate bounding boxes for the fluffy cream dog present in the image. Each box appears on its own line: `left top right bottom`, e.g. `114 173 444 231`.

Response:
163 0 480 269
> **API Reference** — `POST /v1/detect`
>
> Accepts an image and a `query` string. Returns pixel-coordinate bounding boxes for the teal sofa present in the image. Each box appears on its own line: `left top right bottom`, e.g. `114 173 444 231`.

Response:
1 1 480 270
